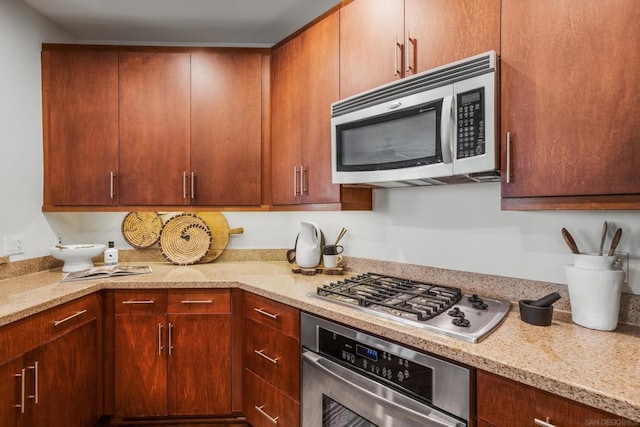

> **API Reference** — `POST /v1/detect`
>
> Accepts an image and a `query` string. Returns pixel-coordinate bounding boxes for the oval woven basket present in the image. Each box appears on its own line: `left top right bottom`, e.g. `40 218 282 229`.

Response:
121 212 163 249
159 213 212 265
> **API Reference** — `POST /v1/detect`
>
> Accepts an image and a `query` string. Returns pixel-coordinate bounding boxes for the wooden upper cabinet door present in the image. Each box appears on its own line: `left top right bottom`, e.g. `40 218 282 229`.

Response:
339 0 404 99
271 37 303 206
118 52 191 206
404 0 500 74
501 0 640 202
44 50 118 206
191 52 263 206
299 11 341 204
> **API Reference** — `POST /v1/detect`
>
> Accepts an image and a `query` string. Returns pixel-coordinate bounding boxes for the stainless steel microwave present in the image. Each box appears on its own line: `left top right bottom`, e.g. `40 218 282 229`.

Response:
331 51 499 187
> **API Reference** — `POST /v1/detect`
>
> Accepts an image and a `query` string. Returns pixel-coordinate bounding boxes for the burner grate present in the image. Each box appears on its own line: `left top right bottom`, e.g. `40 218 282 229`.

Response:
317 272 462 321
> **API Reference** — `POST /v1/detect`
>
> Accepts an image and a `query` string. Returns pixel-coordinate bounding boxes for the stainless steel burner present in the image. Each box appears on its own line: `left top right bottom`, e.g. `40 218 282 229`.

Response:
313 272 511 343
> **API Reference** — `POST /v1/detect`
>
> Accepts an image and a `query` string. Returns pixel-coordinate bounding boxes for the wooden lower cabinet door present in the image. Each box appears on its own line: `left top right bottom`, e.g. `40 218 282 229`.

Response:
167 313 232 415
27 320 99 427
114 314 168 417
0 357 24 426
244 369 299 427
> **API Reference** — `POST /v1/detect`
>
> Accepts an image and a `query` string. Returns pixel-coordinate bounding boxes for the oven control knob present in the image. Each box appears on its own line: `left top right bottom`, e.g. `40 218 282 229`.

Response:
452 317 471 327
473 300 488 310
468 294 482 303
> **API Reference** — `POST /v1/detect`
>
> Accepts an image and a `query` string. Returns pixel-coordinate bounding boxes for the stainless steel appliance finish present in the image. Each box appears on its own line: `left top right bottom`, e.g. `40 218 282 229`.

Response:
313 272 510 343
331 51 499 188
301 313 470 426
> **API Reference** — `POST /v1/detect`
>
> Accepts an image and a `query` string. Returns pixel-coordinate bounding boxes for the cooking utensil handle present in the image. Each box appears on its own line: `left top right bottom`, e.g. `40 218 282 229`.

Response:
28 361 38 403
254 307 278 320
15 368 26 413
440 95 453 164
561 228 580 254
254 405 279 424
393 36 402 76
534 418 557 427
608 228 622 256
506 132 512 184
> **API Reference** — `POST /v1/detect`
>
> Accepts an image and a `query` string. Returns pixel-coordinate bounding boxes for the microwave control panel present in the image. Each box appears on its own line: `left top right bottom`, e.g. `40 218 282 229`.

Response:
457 88 485 159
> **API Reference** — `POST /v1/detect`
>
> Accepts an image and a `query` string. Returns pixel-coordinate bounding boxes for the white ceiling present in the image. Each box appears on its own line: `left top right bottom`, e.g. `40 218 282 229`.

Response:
23 0 341 46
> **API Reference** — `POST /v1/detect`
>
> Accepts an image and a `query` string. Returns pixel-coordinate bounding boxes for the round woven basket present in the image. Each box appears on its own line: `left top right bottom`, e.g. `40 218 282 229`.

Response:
121 212 163 249
159 213 212 265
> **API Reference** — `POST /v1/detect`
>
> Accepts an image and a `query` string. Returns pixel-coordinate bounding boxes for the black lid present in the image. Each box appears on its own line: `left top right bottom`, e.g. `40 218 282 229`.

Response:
108 241 114 248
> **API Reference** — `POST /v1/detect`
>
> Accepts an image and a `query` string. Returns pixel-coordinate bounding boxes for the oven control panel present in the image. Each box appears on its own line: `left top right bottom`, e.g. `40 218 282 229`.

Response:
456 87 485 159
318 327 433 402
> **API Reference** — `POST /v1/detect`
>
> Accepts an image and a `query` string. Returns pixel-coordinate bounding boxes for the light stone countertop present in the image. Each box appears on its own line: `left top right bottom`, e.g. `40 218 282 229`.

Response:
1 261 639 421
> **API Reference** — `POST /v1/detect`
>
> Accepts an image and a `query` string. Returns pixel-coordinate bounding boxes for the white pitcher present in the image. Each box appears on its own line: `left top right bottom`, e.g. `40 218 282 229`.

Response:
294 221 322 268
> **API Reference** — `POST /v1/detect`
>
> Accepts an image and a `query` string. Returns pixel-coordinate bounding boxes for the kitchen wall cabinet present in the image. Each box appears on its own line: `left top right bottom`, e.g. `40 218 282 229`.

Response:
500 0 640 210
113 289 232 418
339 0 500 99
191 52 263 206
271 12 372 210
242 292 300 427
477 370 630 426
0 294 100 427
118 52 192 206
42 49 119 207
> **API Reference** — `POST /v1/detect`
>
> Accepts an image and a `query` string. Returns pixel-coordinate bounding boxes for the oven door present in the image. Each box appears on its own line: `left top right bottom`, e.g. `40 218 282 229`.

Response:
302 350 465 427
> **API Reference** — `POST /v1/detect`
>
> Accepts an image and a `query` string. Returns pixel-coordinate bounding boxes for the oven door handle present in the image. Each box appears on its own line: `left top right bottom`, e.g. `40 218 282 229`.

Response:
302 351 462 427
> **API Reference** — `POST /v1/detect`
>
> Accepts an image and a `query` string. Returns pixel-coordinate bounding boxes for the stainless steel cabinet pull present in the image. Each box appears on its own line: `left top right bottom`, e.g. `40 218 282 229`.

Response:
182 171 187 198
405 31 415 73
254 349 279 365
53 309 87 326
300 165 307 195
506 132 512 184
190 171 195 199
158 323 164 356
110 171 116 199
168 323 174 356
254 307 278 319
393 36 402 76
255 405 279 424
293 166 299 196
534 418 556 427
15 368 25 414
181 300 213 304
28 362 38 403
122 300 155 304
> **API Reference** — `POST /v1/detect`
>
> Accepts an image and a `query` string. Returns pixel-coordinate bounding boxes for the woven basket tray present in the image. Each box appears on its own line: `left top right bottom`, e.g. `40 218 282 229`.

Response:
159 213 212 265
121 212 163 249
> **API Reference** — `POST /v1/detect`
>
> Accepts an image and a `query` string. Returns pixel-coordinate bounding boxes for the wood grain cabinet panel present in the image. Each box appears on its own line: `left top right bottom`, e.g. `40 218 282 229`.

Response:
243 292 300 338
244 367 300 427
42 49 119 207
501 0 640 209
118 51 191 206
477 370 630 426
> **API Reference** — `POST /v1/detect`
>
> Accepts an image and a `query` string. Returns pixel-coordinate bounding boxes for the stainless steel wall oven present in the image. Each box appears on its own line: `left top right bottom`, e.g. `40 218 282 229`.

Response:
301 313 472 427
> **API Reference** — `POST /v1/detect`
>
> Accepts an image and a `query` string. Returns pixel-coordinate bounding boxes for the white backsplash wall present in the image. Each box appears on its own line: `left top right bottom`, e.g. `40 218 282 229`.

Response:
44 183 640 294
1 0 639 295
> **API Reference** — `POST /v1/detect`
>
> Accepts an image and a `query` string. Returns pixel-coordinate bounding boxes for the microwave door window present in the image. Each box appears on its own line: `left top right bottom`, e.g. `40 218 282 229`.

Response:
337 103 441 172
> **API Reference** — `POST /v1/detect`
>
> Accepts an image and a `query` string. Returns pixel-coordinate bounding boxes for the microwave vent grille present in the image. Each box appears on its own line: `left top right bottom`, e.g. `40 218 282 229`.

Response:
332 51 496 117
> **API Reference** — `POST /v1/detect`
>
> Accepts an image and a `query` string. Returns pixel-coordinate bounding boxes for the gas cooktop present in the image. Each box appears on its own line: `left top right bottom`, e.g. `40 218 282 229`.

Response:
313 272 511 343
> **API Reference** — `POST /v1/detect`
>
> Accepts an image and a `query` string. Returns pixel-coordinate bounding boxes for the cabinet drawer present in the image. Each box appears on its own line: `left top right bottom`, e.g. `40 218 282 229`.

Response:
245 318 300 399
243 292 299 338
167 289 230 314
0 293 100 365
114 290 166 314
244 369 300 427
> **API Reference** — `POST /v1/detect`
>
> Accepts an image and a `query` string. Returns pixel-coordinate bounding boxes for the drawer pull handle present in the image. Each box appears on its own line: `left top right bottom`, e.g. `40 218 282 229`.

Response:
158 323 164 356
254 349 279 365
181 300 213 304
122 300 155 304
254 307 278 320
53 309 87 326
534 418 556 427
15 368 25 414
255 405 279 424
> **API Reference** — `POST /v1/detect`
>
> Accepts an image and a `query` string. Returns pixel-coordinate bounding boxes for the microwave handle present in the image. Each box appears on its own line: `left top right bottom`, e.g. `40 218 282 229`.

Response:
440 95 454 164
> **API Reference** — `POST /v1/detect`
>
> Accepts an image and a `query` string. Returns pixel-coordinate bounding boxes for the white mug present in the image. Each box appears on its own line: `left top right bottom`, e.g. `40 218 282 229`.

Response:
324 254 343 268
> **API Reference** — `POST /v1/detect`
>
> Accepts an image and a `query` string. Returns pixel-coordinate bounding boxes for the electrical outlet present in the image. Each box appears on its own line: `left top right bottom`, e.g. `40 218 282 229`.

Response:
4 235 25 255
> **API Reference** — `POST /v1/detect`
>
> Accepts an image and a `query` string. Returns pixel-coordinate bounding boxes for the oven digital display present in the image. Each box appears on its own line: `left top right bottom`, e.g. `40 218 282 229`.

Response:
356 344 378 361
